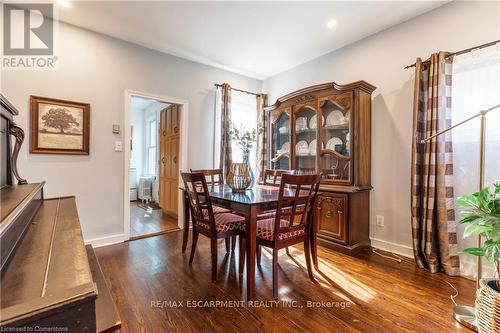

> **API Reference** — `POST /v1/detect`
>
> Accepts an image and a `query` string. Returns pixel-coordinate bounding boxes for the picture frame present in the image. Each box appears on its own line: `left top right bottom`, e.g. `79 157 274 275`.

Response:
30 96 90 155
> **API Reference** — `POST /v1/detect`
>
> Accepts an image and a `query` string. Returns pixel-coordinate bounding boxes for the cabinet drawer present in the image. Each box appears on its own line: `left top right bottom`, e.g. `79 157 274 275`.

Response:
315 193 348 244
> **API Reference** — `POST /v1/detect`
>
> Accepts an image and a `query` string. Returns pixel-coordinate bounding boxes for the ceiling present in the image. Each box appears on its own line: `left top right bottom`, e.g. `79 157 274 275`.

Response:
56 1 447 79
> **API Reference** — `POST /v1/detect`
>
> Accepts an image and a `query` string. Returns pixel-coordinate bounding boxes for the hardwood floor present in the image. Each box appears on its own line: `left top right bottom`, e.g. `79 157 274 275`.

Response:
95 231 475 333
130 201 179 239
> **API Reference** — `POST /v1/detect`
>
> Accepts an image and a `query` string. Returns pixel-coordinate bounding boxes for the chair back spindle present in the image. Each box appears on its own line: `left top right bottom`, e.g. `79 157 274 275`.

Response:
190 168 224 186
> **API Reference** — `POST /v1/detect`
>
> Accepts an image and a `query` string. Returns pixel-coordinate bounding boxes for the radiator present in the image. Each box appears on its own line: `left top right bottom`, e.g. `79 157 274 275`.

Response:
138 176 154 202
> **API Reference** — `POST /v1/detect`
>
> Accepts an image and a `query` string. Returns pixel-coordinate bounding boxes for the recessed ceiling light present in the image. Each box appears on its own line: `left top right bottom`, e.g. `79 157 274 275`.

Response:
327 19 337 29
57 0 70 8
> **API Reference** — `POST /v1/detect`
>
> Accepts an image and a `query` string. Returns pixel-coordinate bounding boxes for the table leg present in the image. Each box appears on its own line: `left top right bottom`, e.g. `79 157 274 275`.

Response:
246 206 257 300
181 190 190 253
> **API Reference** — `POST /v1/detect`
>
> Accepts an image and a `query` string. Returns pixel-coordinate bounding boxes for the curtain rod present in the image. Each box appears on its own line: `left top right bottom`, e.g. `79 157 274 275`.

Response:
214 83 260 97
404 39 500 69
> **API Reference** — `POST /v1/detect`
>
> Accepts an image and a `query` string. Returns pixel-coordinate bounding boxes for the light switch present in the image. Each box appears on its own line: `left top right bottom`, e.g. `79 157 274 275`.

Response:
115 141 123 152
112 124 120 134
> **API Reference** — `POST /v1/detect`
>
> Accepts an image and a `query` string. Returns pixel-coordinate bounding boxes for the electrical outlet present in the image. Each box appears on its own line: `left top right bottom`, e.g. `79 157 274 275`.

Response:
376 215 384 227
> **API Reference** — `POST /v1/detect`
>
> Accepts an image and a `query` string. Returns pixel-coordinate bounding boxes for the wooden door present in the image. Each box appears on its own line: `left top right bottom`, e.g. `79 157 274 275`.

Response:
315 192 348 244
159 105 180 217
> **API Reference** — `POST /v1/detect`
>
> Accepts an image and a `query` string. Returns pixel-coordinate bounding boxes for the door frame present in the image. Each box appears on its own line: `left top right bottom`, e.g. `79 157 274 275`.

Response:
124 89 189 241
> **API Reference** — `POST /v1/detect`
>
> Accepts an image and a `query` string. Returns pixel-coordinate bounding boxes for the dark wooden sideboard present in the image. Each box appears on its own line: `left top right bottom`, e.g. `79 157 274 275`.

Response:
0 94 120 331
265 81 375 255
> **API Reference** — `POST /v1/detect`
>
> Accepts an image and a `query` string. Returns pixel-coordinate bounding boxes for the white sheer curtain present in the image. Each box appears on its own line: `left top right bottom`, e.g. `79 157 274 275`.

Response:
452 44 500 278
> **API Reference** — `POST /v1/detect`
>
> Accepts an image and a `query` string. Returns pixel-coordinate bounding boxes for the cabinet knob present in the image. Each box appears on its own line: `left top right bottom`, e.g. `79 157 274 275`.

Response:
325 211 332 219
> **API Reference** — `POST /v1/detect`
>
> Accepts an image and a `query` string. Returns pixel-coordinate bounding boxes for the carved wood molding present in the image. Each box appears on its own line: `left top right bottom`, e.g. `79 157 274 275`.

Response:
264 81 376 112
317 196 344 212
270 108 290 124
319 92 352 110
295 94 315 103
10 124 27 184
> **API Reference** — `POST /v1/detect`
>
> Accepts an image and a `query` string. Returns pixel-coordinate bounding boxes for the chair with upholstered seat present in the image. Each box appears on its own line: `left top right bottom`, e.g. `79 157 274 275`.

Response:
251 173 321 298
190 168 236 252
181 172 245 283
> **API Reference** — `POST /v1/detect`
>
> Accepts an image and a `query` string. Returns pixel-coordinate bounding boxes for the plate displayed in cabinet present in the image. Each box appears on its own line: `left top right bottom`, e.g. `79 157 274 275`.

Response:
309 139 317 156
296 117 307 131
326 111 344 126
308 115 324 129
295 140 309 156
326 137 343 151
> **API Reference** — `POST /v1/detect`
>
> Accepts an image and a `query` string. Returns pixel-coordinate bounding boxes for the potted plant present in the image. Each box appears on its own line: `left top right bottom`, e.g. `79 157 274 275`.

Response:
457 183 500 332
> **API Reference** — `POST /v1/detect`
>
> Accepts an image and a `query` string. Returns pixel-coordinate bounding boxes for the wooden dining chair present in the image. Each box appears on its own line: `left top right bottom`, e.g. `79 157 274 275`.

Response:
253 173 321 298
258 169 294 220
181 172 245 283
190 168 235 252
258 169 297 256
262 169 294 186
189 168 229 213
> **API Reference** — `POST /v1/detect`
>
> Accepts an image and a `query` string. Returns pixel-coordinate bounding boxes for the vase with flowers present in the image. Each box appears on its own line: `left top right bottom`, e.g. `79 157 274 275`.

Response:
226 124 263 192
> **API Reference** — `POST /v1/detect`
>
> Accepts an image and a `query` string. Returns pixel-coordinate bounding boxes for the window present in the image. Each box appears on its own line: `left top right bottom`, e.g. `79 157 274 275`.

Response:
452 44 500 278
146 119 157 175
214 89 258 172
230 91 258 171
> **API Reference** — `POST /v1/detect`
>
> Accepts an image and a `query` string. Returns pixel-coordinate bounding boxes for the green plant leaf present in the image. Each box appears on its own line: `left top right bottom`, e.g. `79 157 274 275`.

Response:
457 193 480 208
458 214 482 224
479 187 493 213
463 224 493 238
483 241 500 263
462 247 485 256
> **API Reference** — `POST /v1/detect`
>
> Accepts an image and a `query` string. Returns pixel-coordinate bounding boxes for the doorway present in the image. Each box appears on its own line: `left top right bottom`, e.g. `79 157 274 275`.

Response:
124 91 189 241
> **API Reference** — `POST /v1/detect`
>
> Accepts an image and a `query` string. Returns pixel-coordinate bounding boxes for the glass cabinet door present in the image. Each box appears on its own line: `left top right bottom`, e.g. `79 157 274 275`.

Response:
319 96 352 183
270 110 290 170
293 104 317 175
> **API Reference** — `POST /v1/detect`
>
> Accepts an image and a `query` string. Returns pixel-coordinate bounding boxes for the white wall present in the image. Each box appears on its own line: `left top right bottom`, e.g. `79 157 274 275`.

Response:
1 21 261 243
263 1 500 256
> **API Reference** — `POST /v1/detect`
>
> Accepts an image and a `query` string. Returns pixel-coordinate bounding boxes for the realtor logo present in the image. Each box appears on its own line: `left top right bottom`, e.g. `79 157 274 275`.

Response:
2 3 57 69
4 3 53 55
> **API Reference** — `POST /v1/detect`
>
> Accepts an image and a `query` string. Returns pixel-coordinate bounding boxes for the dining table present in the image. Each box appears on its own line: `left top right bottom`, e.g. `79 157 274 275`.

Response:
181 184 317 301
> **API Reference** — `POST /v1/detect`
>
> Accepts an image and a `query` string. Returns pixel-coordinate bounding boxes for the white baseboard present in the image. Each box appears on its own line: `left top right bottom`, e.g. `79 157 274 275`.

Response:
85 233 126 248
370 237 414 259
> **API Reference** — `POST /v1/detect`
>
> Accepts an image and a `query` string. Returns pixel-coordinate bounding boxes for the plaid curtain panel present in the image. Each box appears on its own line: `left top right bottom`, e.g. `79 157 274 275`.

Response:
411 52 460 275
256 94 268 181
219 83 232 177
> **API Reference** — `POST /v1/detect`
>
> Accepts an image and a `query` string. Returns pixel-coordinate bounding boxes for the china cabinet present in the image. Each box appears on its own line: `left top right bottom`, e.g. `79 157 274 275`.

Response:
265 81 376 255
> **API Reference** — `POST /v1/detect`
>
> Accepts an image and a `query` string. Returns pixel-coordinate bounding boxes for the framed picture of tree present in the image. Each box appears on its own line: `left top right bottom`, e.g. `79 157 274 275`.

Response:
30 96 90 155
